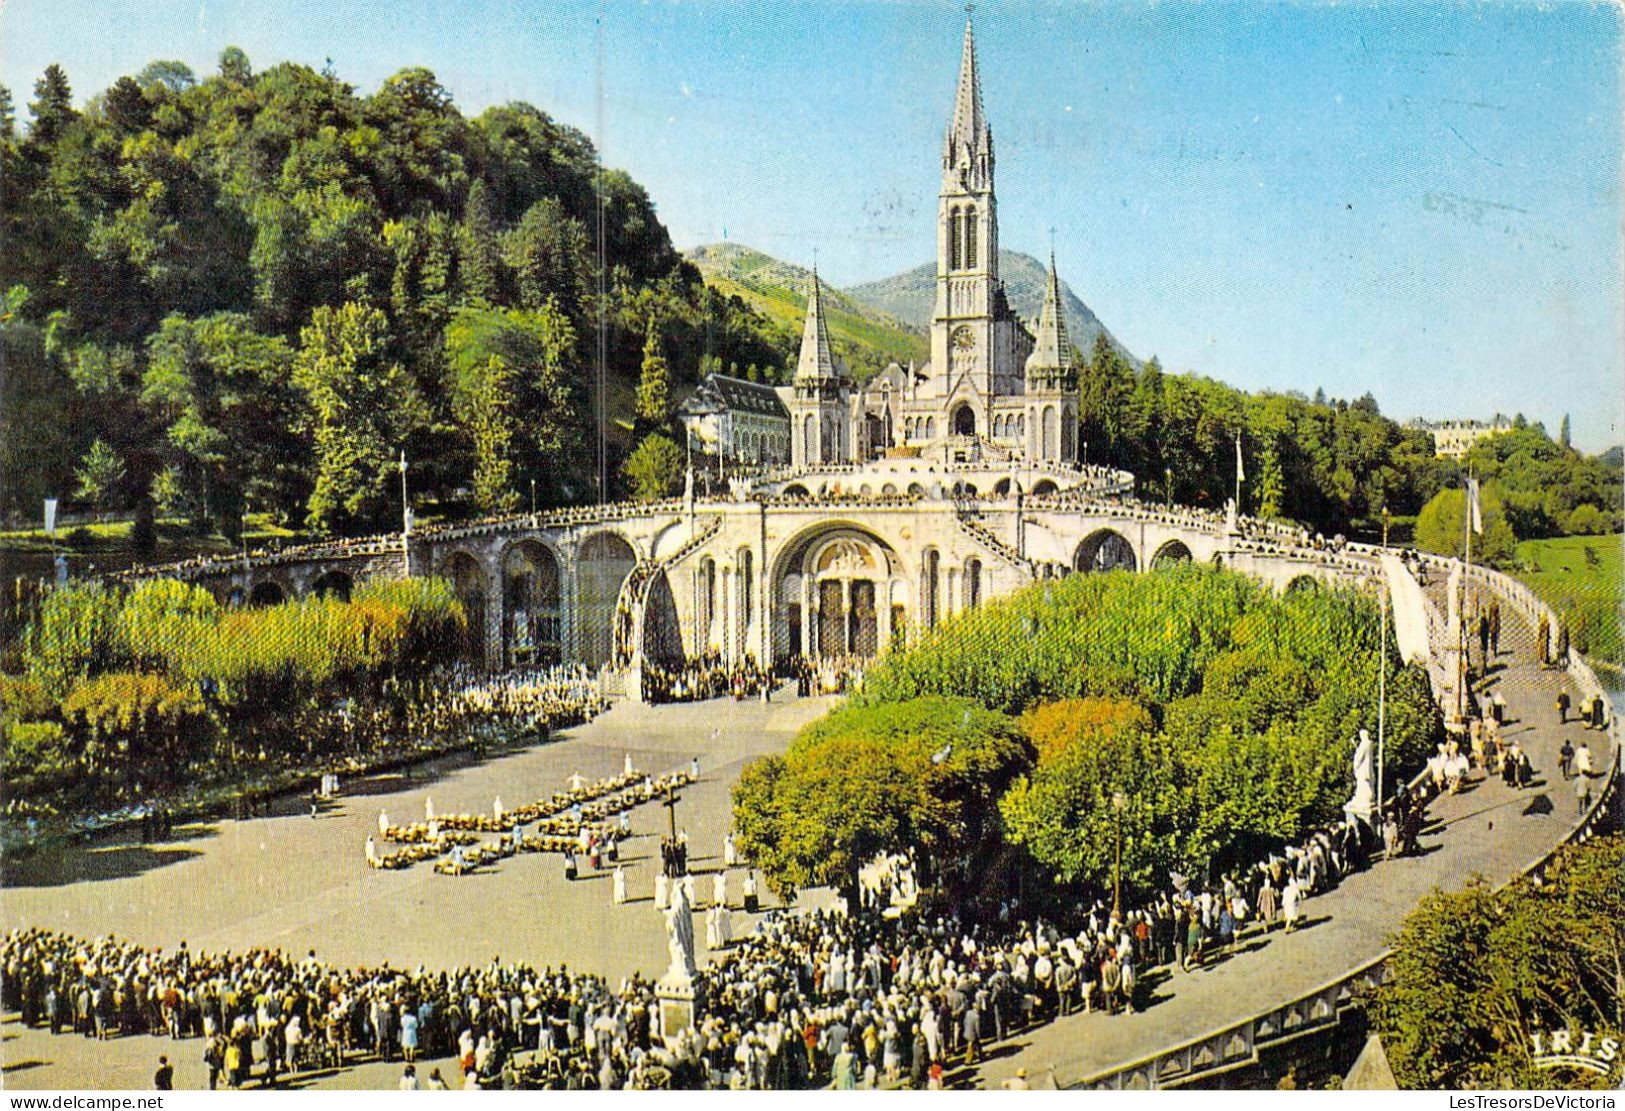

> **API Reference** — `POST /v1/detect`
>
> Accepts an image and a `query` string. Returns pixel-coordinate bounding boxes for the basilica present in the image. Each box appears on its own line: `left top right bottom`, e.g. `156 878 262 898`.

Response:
787 18 1081 471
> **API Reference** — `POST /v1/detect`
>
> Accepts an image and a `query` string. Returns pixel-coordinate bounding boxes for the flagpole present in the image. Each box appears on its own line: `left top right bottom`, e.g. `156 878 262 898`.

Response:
400 449 411 577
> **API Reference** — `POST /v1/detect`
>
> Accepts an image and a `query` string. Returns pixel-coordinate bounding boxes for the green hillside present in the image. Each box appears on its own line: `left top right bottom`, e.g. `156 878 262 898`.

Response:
1511 533 1623 670
686 243 927 381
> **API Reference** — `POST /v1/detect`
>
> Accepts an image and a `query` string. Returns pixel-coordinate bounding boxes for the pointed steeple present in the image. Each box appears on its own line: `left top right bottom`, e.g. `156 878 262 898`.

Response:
945 16 992 167
1025 252 1074 383
795 268 845 383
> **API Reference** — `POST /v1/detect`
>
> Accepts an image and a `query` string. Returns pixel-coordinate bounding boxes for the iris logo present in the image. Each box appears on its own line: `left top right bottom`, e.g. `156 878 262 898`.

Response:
1529 1029 1621 1076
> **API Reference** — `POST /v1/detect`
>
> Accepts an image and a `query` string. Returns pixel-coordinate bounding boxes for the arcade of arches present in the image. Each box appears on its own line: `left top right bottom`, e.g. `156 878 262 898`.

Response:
1074 529 1137 574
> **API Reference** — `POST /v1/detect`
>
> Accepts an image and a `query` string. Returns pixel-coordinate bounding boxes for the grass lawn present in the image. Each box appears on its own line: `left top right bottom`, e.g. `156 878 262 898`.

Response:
1510 533 1622 671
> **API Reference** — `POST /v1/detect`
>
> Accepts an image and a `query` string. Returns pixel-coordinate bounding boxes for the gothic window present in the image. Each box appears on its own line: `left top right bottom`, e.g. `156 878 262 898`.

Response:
965 206 978 269
965 559 983 610
1043 405 1059 459
948 207 962 271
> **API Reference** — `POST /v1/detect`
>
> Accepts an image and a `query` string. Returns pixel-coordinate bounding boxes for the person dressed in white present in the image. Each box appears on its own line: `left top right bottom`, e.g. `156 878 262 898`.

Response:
568 772 586 792
724 832 738 868
715 904 732 947
1282 877 1301 932
493 796 504 822
713 870 728 909
365 835 379 867
623 753 635 776
705 906 722 950
378 810 390 837
425 796 434 821
1576 742 1594 778
654 872 670 910
612 864 627 905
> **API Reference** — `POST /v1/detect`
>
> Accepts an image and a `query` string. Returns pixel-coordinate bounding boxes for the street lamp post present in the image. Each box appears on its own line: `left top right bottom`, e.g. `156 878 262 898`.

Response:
1165 467 1173 507
1111 789 1127 920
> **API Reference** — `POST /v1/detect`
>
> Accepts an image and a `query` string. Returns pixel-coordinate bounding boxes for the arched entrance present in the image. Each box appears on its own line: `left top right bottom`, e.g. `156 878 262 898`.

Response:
1150 540 1194 570
1074 529 1138 573
502 540 561 668
576 532 637 669
642 569 683 665
772 524 904 665
444 551 488 667
1287 574 1322 594
249 580 285 607
1031 479 1058 496
951 402 976 437
310 570 353 600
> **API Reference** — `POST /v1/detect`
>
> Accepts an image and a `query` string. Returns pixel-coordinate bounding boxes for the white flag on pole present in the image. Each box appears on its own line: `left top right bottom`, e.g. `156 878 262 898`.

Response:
400 449 408 474
1235 433 1245 484
1466 478 1483 535
43 498 58 537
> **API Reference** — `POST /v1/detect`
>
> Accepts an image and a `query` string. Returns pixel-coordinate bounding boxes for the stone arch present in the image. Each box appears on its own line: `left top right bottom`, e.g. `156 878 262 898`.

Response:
642 569 684 665
443 550 489 667
802 414 816 462
1042 405 1059 459
1074 528 1138 573
782 483 810 499
926 417 936 439
696 556 718 651
882 482 899 496
737 547 755 650
1150 539 1194 569
770 520 903 664
922 547 942 631
964 558 983 610
502 539 562 668
249 580 285 607
992 477 1012 497
951 402 976 437
1287 574 1322 594
1031 479 1059 496
310 570 353 600
576 531 637 669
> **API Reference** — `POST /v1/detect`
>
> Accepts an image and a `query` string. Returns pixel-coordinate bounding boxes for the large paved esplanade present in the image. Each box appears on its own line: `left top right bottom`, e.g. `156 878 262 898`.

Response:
118 460 1388 681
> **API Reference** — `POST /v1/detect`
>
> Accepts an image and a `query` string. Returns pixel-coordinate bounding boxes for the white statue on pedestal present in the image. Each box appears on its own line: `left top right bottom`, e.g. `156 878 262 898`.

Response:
1345 728 1376 821
664 877 697 979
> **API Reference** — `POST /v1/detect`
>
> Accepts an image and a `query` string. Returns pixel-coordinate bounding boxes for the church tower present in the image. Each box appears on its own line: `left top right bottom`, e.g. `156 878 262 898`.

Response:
930 17 1027 440
789 270 852 467
1024 253 1079 463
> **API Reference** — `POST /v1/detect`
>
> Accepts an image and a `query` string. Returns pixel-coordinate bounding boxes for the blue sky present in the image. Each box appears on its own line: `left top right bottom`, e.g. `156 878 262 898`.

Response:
3 0 1620 451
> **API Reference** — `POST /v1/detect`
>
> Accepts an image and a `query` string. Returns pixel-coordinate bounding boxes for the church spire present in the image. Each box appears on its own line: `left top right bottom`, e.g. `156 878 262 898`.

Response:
1025 252 1074 383
945 14 992 169
795 268 845 383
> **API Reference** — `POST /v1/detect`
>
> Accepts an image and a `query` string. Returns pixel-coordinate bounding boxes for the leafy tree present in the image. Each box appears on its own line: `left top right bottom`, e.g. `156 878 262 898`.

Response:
734 697 1031 902
444 304 584 506
142 313 303 534
468 355 520 514
218 47 253 84
633 323 672 434
1415 484 1517 566
1371 835 1624 1089
458 178 504 305
503 197 591 316
1559 413 1571 450
294 301 429 533
27 64 76 147
622 433 683 502
74 438 125 513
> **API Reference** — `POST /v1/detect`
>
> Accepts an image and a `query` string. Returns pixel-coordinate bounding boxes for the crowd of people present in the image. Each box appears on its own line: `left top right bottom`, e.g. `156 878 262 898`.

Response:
790 655 867 697
3 806 1381 1090
640 655 774 704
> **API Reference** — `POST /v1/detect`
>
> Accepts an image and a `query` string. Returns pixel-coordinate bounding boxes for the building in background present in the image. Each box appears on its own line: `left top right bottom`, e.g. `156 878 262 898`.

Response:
679 373 791 466
1410 417 1513 459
